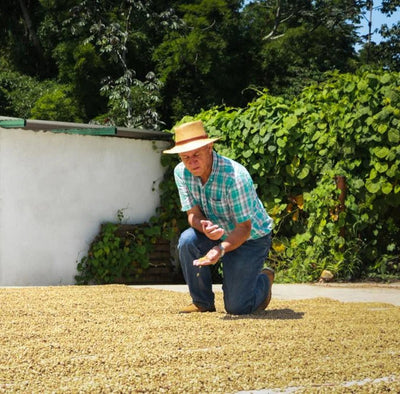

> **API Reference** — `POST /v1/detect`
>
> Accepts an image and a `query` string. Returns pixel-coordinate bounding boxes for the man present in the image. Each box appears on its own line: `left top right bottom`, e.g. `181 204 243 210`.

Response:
164 120 274 315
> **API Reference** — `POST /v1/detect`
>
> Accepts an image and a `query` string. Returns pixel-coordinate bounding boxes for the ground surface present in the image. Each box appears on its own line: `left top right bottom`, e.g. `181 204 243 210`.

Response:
0 285 399 393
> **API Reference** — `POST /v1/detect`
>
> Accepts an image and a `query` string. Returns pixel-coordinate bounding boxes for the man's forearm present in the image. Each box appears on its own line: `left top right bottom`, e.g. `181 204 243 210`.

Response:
187 211 207 233
220 220 251 253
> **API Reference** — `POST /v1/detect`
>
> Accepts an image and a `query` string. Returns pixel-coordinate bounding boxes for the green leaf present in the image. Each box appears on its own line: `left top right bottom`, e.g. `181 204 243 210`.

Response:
357 79 369 91
375 162 388 173
297 166 310 180
312 130 321 142
352 179 364 189
277 138 286 147
242 149 252 158
317 133 328 144
286 164 294 176
344 82 355 92
387 163 398 177
283 114 297 130
388 128 400 143
94 250 104 258
365 180 380 194
381 182 393 194
361 213 369 222
374 147 390 158
380 73 392 84
377 124 388 134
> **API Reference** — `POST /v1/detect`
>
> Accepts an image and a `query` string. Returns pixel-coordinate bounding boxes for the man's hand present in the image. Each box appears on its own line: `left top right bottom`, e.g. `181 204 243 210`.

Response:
200 220 224 240
193 245 222 266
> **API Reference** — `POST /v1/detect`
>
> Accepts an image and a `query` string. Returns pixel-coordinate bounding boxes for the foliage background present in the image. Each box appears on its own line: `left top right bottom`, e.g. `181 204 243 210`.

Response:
158 69 400 282
1 0 400 129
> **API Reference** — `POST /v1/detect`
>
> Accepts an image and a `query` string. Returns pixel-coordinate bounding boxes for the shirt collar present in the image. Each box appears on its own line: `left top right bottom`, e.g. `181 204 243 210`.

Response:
208 151 219 183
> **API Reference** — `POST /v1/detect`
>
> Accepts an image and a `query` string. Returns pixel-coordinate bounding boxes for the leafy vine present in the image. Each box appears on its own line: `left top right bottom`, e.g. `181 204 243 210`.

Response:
159 69 400 282
77 69 400 284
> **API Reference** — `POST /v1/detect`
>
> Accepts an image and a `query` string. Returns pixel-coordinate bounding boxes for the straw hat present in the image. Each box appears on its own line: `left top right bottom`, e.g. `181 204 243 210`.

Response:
163 120 220 154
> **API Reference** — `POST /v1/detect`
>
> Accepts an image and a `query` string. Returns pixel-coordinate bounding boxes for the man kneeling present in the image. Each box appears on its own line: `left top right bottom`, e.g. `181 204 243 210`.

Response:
164 120 274 315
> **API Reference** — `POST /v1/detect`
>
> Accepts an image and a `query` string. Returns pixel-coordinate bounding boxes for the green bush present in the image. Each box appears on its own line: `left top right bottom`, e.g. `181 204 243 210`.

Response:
159 69 400 282
76 69 399 284
30 84 84 122
0 67 56 118
75 213 162 285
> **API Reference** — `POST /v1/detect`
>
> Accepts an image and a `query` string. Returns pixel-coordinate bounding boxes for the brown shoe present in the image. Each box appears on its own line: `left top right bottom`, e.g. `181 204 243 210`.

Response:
179 303 216 313
256 267 275 311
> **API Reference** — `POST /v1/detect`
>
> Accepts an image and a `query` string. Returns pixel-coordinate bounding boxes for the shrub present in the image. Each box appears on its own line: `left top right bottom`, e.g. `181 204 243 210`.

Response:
0 67 56 118
75 213 162 285
159 69 400 282
30 84 84 122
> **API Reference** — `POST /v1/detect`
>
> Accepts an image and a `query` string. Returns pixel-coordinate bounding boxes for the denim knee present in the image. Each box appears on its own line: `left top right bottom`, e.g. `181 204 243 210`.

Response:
224 299 251 315
178 228 203 269
178 228 197 253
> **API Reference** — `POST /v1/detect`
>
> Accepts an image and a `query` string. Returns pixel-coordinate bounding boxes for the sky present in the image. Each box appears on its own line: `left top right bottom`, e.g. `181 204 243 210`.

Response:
357 1 400 44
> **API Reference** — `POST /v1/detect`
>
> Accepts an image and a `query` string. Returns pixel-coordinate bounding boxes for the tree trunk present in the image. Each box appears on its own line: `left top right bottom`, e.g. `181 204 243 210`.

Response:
18 0 44 60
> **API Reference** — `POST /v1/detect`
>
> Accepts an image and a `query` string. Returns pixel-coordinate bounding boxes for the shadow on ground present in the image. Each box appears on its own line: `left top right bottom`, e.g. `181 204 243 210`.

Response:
222 308 305 320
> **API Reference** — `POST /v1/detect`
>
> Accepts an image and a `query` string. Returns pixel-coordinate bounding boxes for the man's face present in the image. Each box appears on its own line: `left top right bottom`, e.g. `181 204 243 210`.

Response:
179 144 213 181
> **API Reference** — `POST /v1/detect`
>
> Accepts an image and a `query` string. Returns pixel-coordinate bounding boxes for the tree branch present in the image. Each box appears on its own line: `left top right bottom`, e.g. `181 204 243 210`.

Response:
263 0 282 41
18 0 44 58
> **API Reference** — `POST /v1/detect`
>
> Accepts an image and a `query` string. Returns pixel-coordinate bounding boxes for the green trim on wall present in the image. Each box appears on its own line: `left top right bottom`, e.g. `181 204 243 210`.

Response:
0 116 171 140
0 118 26 128
50 127 116 136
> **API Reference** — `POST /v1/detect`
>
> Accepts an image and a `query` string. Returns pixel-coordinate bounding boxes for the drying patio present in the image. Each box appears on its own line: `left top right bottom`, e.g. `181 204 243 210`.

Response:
0 284 399 392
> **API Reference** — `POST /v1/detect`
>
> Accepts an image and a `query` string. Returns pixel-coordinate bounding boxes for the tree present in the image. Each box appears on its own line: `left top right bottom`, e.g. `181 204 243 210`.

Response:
0 68 55 118
374 0 400 71
1 0 398 127
0 0 54 77
153 0 246 123
62 0 181 129
241 0 361 96
378 21 400 70
357 0 400 70
52 42 108 121
30 84 84 122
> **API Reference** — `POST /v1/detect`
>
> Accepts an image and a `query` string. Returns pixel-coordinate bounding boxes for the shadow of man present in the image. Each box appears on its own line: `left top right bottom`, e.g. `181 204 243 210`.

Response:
222 308 305 320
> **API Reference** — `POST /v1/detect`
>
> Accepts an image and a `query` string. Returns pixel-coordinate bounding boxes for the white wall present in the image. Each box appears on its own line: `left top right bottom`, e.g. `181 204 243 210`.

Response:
0 128 170 286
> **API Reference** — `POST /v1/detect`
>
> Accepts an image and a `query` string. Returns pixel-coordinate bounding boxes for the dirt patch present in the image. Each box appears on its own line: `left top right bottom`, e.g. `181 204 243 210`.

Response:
0 285 399 392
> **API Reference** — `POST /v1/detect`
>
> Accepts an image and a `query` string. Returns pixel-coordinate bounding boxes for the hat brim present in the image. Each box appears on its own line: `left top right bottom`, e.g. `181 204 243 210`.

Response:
163 137 220 154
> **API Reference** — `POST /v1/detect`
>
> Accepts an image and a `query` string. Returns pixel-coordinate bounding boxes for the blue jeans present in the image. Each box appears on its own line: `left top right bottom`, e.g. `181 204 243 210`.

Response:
178 228 272 315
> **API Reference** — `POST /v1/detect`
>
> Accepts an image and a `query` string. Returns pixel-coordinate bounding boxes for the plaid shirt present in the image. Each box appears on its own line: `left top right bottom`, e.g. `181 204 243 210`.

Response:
174 151 273 240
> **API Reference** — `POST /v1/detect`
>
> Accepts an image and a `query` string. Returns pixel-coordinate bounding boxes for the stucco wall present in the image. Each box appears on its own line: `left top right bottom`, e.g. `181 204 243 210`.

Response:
0 128 170 286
